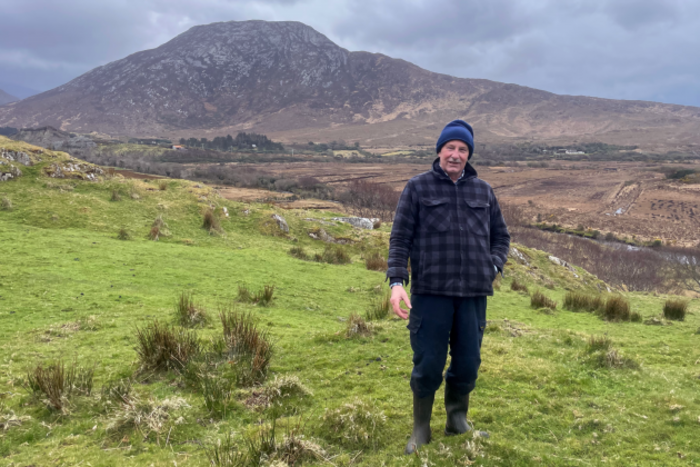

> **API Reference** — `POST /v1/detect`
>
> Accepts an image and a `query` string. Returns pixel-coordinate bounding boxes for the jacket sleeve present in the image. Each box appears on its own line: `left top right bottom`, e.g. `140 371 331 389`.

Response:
489 189 511 273
386 180 418 285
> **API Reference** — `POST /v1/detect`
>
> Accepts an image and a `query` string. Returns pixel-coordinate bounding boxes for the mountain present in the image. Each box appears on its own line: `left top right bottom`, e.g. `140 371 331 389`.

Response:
1 20 699 151
0 89 19 106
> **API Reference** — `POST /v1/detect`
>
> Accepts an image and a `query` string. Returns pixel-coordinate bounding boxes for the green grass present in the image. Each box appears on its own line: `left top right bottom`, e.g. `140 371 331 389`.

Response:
0 137 699 465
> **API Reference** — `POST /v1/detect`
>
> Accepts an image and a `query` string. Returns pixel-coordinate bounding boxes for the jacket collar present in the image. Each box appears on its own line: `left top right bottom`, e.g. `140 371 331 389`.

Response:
431 157 478 184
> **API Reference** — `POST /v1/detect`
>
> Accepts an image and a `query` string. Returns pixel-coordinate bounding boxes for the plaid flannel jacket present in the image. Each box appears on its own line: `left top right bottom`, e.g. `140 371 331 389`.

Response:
387 158 510 297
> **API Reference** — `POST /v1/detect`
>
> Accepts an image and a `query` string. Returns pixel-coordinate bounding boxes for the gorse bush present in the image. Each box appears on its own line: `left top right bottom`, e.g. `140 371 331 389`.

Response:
175 291 209 327
563 291 603 312
135 321 200 372
320 398 387 449
365 252 388 271
219 308 273 386
24 361 94 411
530 290 557 309
599 296 631 322
510 278 529 294
663 298 688 321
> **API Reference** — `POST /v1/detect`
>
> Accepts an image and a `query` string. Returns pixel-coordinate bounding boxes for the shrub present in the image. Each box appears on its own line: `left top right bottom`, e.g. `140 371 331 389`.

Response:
1 196 12 211
599 296 631 322
288 246 309 260
530 290 557 309
563 292 602 312
175 291 209 327
110 190 122 201
346 313 373 338
320 399 387 449
366 289 391 321
117 228 131 240
510 278 529 294
365 252 388 271
24 361 94 411
203 209 221 233
219 308 273 386
135 321 200 372
663 298 688 321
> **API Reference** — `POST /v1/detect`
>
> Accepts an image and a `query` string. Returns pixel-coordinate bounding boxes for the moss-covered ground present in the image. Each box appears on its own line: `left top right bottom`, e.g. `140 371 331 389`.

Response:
0 137 699 466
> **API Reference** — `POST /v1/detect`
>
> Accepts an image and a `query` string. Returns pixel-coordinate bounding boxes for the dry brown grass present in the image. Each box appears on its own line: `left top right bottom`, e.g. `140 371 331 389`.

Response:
365 252 388 271
203 209 222 233
599 296 631 322
24 361 94 411
346 313 373 338
530 290 557 309
510 278 529 294
663 298 688 321
563 291 603 312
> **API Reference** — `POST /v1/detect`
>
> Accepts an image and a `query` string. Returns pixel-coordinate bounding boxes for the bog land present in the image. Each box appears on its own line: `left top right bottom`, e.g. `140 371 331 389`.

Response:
0 136 699 466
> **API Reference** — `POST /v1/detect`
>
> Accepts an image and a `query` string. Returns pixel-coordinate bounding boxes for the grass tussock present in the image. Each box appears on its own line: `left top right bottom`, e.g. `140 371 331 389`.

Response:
1 196 12 211
663 298 688 321
237 284 275 307
320 398 387 449
246 375 313 411
220 308 273 386
149 214 169 241
365 289 391 321
135 321 200 372
288 246 309 260
175 291 210 327
599 296 631 322
314 245 351 265
563 291 603 312
510 278 529 294
530 290 557 310
201 373 233 417
345 313 373 338
203 209 222 233
106 396 189 439
100 378 133 407
24 361 94 411
586 336 639 369
158 180 168 191
117 227 130 240
365 251 388 271
207 422 325 467
110 190 122 201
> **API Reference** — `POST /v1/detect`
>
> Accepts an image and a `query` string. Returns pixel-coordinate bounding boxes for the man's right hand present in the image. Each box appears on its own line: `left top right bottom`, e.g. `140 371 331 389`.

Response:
390 285 412 320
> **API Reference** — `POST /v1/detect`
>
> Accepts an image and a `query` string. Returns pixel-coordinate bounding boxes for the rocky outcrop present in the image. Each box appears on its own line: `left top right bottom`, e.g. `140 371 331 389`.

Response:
271 214 289 233
331 217 375 230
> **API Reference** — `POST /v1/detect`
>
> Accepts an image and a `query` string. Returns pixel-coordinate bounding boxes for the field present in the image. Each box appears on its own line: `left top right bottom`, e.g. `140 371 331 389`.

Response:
211 160 700 246
1 137 700 466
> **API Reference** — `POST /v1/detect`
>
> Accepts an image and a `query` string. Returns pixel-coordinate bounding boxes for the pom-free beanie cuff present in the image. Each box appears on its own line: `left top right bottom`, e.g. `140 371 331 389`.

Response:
436 119 474 157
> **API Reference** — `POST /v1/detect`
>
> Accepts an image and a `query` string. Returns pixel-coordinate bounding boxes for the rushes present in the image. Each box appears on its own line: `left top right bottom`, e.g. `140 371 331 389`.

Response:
510 278 529 294
346 313 373 338
600 296 630 322
365 289 391 321
176 291 210 327
663 298 688 321
288 246 309 260
203 209 222 233
315 245 351 265
364 252 388 271
237 284 275 307
585 335 639 369
24 361 94 411
563 292 603 312
135 321 200 372
530 290 557 310
220 308 273 386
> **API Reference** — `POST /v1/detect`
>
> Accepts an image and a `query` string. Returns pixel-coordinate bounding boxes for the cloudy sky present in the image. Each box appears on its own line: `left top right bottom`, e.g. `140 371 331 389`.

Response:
1 0 699 106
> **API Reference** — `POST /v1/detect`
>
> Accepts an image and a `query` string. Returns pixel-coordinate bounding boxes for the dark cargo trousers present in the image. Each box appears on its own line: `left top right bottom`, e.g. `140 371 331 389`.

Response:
407 294 487 398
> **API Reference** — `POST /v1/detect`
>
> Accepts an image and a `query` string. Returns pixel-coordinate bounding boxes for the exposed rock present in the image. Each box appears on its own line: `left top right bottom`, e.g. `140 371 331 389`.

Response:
308 227 352 244
0 165 21 182
44 161 103 181
332 217 374 230
222 207 229 217
271 214 289 233
11 127 99 152
548 255 579 278
242 209 250 216
0 150 32 166
509 247 530 266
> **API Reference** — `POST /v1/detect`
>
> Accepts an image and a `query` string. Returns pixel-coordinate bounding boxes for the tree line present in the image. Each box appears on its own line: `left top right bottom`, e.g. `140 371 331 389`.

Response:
179 133 284 152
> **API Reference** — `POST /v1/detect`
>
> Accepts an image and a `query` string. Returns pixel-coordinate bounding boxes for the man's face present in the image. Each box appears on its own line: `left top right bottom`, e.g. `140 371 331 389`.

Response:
438 140 469 180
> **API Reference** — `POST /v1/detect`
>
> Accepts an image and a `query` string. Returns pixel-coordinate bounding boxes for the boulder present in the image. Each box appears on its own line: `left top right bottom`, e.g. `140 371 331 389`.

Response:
331 217 374 229
271 214 289 233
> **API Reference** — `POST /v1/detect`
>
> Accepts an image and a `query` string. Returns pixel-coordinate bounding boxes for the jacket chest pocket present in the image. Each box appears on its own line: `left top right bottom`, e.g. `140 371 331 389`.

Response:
420 198 450 232
465 200 490 237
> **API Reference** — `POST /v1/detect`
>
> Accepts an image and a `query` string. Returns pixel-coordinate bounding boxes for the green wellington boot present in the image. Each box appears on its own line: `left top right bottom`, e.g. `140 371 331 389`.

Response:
444 385 471 436
404 392 435 454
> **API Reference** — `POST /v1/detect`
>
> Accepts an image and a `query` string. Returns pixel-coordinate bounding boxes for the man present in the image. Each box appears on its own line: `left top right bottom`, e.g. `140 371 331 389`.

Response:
386 119 510 454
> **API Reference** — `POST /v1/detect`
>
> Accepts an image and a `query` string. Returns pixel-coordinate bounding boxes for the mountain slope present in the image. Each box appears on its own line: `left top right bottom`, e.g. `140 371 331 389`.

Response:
0 89 19 106
1 20 699 150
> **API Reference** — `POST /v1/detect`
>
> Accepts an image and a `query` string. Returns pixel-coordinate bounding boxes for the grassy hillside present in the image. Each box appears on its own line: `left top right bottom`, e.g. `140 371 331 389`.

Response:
0 137 699 466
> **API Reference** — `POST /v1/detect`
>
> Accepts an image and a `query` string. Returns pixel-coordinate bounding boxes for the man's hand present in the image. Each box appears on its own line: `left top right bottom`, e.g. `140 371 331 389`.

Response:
390 285 412 320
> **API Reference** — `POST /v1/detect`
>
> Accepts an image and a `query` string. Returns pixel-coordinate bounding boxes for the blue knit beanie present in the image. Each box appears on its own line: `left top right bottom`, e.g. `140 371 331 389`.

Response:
436 120 474 158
